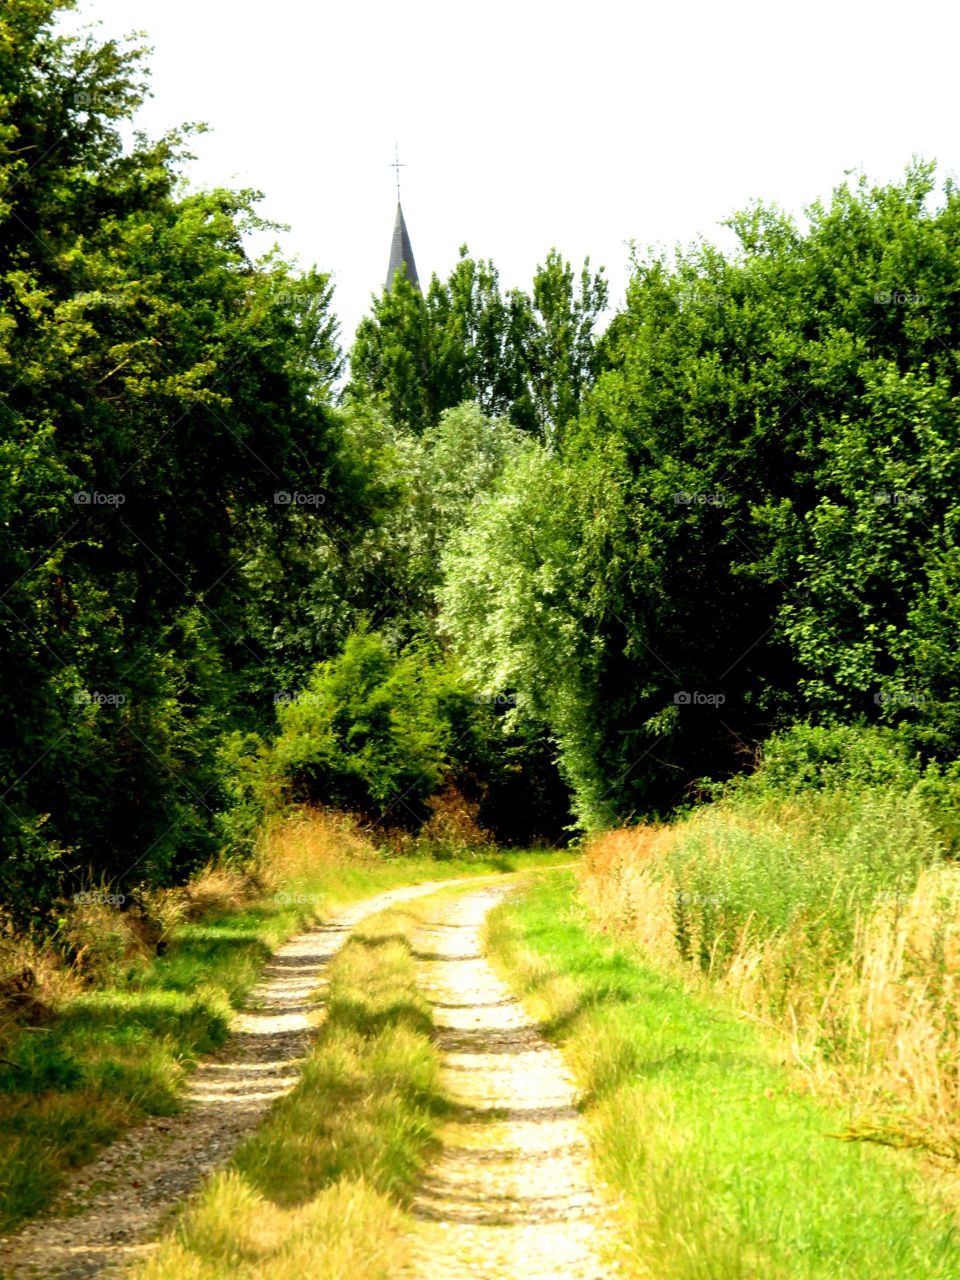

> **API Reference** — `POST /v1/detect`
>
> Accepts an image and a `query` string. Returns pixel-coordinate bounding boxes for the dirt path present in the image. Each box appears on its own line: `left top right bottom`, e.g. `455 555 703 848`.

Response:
404 885 621 1280
0 876 482 1280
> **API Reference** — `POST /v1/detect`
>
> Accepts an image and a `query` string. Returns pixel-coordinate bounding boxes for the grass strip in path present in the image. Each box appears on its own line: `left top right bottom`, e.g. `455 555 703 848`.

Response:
130 890 464 1280
486 871 960 1280
0 843 567 1236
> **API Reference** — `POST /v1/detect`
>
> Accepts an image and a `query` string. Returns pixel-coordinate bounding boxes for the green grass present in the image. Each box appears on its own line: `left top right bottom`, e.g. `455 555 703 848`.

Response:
664 787 940 969
0 846 568 1233
133 892 455 1279
487 871 960 1280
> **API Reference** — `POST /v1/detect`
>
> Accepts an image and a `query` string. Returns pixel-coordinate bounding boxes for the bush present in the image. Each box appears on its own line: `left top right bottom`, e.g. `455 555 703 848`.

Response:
729 721 960 854
664 789 941 970
215 732 277 861
736 722 923 796
268 633 454 825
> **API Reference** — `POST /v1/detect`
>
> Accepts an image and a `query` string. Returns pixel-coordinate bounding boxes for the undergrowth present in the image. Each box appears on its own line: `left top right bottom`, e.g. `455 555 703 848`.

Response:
487 872 960 1280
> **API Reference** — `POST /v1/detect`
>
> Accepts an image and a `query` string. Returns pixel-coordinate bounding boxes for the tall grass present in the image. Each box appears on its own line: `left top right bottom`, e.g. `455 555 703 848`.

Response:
488 873 960 1280
578 785 960 1154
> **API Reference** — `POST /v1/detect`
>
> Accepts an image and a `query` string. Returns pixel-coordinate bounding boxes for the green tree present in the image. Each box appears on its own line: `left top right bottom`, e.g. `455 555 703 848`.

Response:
268 632 452 823
439 164 960 826
0 1 359 915
348 247 607 444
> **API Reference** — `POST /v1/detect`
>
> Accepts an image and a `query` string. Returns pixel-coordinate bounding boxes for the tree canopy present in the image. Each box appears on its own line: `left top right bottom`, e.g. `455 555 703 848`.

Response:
5 2 960 925
349 246 608 446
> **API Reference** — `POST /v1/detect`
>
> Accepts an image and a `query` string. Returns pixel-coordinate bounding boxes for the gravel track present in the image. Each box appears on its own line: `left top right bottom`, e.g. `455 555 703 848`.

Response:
0 876 479 1280
404 885 621 1279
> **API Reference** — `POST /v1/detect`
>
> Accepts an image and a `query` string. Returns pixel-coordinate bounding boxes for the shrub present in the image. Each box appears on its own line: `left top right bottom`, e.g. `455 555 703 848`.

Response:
730 721 960 854
735 722 923 796
215 731 278 860
268 633 454 825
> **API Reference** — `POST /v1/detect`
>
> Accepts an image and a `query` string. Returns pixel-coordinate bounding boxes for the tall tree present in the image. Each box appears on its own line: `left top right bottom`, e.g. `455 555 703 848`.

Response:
0 1 358 914
348 246 607 445
439 165 960 826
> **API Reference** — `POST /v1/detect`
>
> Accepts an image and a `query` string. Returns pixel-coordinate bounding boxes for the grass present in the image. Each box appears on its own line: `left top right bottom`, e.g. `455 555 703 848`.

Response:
131 891 454 1280
0 809 568 1233
577 789 960 1156
486 871 960 1280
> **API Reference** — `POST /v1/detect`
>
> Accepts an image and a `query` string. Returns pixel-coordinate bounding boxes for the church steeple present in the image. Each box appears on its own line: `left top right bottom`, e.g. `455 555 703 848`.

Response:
387 201 420 291
386 145 420 292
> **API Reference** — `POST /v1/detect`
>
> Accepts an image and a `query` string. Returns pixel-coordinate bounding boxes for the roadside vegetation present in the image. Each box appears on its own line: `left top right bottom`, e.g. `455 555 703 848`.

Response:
0 810 562 1233
488 871 960 1279
131 889 455 1280
576 723 960 1160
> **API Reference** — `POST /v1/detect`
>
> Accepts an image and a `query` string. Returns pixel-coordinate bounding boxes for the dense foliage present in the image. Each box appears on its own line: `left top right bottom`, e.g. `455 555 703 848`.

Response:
4 2 960 932
0 3 377 917
440 164 960 826
349 247 608 445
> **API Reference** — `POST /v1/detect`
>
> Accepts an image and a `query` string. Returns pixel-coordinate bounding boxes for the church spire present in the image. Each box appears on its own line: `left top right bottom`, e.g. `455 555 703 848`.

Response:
387 202 420 291
386 145 420 291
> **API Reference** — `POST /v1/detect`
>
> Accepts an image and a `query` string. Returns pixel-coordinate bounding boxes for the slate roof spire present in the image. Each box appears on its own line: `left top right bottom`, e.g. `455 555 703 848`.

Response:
386 201 420 291
386 145 420 292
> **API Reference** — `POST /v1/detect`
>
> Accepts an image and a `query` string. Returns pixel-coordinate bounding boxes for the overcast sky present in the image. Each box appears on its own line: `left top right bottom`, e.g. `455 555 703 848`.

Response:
64 0 960 346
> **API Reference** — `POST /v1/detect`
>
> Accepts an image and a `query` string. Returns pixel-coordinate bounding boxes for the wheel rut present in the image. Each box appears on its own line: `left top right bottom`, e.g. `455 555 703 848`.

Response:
0 876 479 1280
404 885 620 1279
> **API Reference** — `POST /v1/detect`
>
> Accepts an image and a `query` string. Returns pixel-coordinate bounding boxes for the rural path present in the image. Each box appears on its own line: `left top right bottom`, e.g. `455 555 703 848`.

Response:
404 885 621 1279
0 875 483 1280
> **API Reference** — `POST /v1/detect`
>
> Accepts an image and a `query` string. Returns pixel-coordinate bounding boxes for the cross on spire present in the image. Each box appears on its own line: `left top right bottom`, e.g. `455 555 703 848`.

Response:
389 142 406 202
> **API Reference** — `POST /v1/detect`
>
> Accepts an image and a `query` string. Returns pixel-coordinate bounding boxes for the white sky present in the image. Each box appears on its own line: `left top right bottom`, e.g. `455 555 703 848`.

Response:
65 0 960 348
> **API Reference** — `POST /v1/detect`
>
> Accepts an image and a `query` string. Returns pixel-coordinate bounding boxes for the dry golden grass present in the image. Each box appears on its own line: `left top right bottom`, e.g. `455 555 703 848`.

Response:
138 1172 404 1280
415 782 493 852
579 819 960 1159
0 924 67 1048
577 825 678 966
814 865 960 1145
256 806 379 885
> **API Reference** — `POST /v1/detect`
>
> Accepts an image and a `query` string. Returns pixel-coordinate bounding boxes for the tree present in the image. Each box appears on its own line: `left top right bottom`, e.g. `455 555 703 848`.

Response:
0 2 357 915
439 164 960 827
348 247 607 445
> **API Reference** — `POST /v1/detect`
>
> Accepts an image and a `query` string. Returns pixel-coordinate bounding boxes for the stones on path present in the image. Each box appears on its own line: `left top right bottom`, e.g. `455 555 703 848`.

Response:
406 887 620 1280
0 878 472 1280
